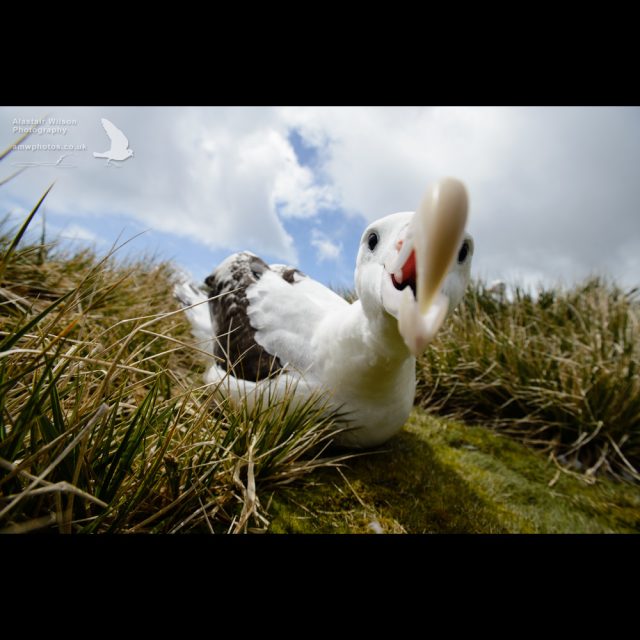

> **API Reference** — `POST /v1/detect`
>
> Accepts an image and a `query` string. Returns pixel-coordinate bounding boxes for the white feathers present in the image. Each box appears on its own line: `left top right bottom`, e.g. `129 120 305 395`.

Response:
174 282 215 358
178 178 473 448
246 269 348 373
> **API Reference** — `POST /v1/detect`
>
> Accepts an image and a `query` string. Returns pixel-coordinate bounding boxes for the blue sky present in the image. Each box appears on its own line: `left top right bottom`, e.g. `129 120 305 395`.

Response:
15 129 366 288
1 106 639 292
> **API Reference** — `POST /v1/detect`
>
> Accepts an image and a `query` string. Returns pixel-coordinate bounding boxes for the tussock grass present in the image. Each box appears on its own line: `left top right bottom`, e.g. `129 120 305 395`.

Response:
2 134 637 534
0 191 346 533
417 280 640 483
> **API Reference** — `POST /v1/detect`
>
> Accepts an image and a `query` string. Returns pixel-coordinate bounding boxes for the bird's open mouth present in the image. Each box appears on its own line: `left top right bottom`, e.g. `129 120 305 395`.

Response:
391 250 417 299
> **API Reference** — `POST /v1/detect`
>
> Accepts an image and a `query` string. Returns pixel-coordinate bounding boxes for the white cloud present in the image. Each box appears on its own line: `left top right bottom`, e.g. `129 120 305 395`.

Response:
58 223 100 243
310 229 342 263
2 107 639 289
282 106 640 289
0 107 333 265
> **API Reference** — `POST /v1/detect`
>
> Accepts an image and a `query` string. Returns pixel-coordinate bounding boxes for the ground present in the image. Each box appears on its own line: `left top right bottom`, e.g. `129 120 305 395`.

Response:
268 409 640 533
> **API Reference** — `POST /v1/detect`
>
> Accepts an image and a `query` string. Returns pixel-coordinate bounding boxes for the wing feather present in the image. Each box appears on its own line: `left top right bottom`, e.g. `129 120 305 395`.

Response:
246 270 349 373
174 282 216 357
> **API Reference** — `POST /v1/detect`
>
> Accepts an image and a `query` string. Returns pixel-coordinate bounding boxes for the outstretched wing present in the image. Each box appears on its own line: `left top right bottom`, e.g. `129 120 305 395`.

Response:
174 281 216 358
101 118 129 150
246 269 349 374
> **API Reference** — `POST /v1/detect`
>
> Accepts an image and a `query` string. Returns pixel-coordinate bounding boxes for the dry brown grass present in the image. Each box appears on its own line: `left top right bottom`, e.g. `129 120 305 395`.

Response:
0 188 348 533
417 280 640 483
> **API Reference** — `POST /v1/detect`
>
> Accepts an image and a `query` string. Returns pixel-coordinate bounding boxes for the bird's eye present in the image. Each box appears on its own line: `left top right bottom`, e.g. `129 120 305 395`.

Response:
367 232 379 251
458 240 470 264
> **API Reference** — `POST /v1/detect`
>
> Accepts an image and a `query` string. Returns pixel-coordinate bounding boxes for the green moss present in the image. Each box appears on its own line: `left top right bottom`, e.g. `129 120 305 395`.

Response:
268 409 640 533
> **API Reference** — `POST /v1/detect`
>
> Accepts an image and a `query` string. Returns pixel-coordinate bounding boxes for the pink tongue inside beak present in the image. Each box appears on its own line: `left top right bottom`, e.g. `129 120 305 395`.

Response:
391 250 416 291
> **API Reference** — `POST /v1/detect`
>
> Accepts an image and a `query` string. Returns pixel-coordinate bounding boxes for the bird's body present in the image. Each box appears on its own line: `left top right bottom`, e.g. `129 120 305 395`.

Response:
177 179 473 448
93 118 134 165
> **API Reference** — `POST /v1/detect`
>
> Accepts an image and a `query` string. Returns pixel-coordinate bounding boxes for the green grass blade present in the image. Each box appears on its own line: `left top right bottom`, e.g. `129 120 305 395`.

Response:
97 381 158 504
0 184 54 279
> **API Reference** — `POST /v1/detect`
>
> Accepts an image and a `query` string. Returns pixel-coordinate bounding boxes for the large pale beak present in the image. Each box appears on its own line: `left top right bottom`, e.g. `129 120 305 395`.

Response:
392 178 469 356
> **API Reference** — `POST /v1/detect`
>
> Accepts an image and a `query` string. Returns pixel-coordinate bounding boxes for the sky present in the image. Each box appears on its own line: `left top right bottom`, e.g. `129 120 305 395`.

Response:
1 106 639 291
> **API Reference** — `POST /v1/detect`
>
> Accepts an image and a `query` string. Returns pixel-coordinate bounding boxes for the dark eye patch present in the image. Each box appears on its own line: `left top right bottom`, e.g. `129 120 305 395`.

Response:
367 232 379 251
458 240 470 264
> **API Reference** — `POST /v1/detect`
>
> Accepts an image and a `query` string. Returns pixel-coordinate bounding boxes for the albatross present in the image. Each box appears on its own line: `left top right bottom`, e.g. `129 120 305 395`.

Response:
176 177 473 448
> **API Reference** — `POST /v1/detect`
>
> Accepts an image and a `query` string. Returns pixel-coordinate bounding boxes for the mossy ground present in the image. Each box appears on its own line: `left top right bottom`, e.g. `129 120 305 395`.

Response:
268 409 640 533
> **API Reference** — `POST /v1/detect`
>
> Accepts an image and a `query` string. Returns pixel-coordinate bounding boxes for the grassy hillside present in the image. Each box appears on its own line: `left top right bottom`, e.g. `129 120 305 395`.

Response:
269 411 640 533
0 196 345 533
416 280 640 482
1 187 638 533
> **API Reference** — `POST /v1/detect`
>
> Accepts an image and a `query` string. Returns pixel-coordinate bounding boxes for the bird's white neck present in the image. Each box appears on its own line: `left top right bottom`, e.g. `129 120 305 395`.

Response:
310 299 416 448
313 300 414 392
353 300 411 364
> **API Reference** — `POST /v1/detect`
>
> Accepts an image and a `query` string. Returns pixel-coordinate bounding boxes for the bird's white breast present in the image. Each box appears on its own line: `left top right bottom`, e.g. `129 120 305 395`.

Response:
306 301 417 448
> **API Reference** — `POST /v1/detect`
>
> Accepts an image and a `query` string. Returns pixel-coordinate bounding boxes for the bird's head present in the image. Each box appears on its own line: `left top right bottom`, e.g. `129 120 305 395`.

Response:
355 178 473 356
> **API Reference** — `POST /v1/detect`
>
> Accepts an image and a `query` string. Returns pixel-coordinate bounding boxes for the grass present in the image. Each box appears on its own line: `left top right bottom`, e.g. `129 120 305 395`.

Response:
0 189 347 533
1 141 638 533
416 280 640 483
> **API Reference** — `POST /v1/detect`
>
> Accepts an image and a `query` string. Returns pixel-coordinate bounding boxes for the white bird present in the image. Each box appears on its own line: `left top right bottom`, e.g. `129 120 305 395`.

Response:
176 178 473 448
93 118 134 165
487 279 506 301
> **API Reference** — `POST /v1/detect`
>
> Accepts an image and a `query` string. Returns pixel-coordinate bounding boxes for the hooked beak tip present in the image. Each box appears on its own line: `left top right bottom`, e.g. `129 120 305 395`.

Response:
396 177 468 354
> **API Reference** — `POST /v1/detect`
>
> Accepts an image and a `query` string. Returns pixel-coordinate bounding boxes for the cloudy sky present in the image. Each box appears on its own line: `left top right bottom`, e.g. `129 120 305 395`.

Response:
1 106 639 291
